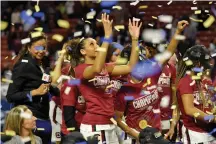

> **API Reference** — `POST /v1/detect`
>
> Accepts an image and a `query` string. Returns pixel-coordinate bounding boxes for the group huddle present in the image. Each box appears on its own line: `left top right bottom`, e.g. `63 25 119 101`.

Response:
3 13 216 144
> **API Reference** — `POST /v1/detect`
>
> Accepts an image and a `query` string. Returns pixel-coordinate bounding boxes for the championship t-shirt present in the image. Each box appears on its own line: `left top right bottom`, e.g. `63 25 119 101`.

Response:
158 64 176 120
177 74 214 132
115 73 162 132
74 63 114 125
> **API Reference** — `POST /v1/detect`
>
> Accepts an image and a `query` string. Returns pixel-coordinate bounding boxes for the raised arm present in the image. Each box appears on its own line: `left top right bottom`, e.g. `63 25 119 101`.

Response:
83 13 113 79
109 19 142 76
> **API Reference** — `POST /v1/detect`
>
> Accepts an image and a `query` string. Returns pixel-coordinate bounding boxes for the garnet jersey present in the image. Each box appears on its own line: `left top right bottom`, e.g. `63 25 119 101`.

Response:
177 75 214 132
115 73 162 132
74 64 114 125
158 64 176 120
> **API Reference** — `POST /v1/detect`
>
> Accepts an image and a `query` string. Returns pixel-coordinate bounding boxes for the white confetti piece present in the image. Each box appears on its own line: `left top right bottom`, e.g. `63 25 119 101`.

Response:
191 7 198 10
142 29 166 44
148 23 153 27
86 11 96 19
158 5 162 7
133 17 140 21
112 5 122 10
139 5 148 9
34 5 40 12
152 16 158 19
88 78 96 82
193 99 200 105
205 10 209 13
96 19 102 22
160 96 170 108
189 80 195 86
57 19 70 29
67 127 75 131
21 38 31 44
154 51 172 62
130 0 139 6
64 87 71 95
203 15 215 28
31 31 42 38
167 0 172 5
158 15 173 23
26 9 32 16
211 53 216 57
165 24 172 29
12 55 16 60
193 0 197 4
52 34 63 42
37 128 45 131
74 31 82 37
21 59 28 63
186 70 191 75
153 109 160 113
194 10 201 14
183 57 189 61
189 17 203 22
175 35 186 40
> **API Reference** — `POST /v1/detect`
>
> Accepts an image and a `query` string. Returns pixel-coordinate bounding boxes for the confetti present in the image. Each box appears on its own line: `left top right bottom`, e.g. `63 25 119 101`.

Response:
152 16 158 19
205 10 209 13
112 5 122 10
185 60 193 66
2 78 13 83
193 112 200 118
27 93 32 102
148 23 154 27
124 96 134 101
96 47 107 52
183 57 189 61
85 20 91 24
211 53 216 57
74 31 83 37
193 0 197 4
167 0 172 5
1 21 8 30
158 15 173 23
5 56 8 59
160 96 170 108
114 25 125 31
96 19 102 22
57 19 70 29
26 9 32 16
20 112 32 119
31 31 42 38
139 5 148 9
154 51 172 62
209 1 213 4
153 109 160 113
194 10 201 14
142 29 166 43
110 117 117 125
191 75 201 80
5 130 16 136
112 42 124 51
34 5 40 12
171 105 176 109
139 12 145 15
130 0 139 6
64 87 71 95
189 17 203 22
191 7 198 10
34 27 43 31
189 80 195 86
86 10 96 19
37 128 45 131
192 67 203 73
165 24 172 29
209 128 216 135
67 127 75 131
175 35 186 40
88 78 96 82
106 84 113 89
52 34 63 42
193 99 200 105
203 15 215 28
133 17 140 21
147 78 151 85
158 5 162 7
68 79 81 85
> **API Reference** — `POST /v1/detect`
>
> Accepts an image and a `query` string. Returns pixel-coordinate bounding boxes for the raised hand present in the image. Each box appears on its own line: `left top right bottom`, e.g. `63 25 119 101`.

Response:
129 19 142 39
101 13 113 38
176 20 189 33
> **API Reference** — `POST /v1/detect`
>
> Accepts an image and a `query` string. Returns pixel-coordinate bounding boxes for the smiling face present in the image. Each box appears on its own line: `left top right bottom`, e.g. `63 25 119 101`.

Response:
80 38 99 59
28 39 47 60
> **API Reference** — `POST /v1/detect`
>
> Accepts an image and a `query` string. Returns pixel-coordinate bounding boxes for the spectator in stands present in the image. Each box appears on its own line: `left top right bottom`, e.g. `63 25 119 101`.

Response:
209 38 216 53
11 7 21 25
65 1 75 18
4 105 42 144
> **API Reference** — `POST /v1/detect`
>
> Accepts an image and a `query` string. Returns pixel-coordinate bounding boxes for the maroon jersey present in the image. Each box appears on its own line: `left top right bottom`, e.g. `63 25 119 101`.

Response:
60 82 86 135
158 64 176 120
74 63 114 125
115 73 162 132
177 75 213 132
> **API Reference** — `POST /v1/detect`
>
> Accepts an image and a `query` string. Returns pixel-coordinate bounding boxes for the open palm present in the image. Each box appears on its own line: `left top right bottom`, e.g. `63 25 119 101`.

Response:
129 19 142 39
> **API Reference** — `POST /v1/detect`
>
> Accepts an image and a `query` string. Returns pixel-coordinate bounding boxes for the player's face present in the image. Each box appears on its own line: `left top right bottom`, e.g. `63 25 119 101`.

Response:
81 38 99 58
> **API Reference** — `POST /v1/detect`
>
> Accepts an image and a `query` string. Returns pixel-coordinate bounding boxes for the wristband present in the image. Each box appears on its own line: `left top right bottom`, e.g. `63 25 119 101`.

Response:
102 36 113 43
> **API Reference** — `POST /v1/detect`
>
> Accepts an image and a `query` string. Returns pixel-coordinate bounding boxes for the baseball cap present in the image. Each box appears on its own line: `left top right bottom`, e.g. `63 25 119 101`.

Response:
139 127 170 144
